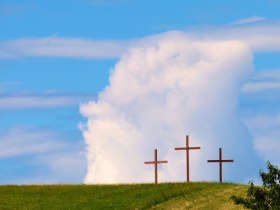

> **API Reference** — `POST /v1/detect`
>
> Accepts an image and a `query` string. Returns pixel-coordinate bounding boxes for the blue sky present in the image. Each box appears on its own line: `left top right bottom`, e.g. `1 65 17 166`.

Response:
1 0 280 184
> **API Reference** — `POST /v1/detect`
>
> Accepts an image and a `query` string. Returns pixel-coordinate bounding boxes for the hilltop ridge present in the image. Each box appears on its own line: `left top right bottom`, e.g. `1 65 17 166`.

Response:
0 182 246 209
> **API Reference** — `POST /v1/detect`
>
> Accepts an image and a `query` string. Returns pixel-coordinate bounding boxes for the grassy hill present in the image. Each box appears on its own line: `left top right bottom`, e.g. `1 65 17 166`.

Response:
0 182 247 209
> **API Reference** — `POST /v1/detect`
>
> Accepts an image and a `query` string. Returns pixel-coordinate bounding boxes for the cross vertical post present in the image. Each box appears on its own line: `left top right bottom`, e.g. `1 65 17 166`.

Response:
219 148 222 183
144 149 168 184
207 147 234 183
154 149 157 184
186 136 189 182
174 135 201 182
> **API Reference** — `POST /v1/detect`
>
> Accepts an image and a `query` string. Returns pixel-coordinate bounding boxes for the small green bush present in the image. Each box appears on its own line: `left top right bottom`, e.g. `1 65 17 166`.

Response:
231 161 280 209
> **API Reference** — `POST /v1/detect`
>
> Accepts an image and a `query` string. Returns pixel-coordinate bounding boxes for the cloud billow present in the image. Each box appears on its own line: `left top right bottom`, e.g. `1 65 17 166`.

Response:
80 32 262 184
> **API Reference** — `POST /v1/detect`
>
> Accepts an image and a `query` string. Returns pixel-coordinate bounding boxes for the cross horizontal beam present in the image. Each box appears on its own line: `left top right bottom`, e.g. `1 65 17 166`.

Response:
144 161 168 164
207 160 234 163
175 147 201 150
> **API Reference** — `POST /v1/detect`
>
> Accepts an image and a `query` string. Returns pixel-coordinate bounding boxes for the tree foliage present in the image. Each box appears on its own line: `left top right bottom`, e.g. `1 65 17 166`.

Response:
231 161 280 209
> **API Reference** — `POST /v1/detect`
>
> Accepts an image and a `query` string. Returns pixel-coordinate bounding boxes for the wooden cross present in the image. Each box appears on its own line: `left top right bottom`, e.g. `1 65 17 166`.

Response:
144 149 168 184
174 135 201 182
207 148 234 183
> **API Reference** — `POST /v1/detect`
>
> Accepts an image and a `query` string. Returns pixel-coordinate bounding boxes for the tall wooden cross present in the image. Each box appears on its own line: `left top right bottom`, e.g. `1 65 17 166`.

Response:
207 148 234 183
174 135 201 182
144 149 168 184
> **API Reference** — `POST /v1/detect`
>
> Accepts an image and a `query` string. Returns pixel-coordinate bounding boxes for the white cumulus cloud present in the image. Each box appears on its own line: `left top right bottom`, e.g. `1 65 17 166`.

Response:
80 32 262 184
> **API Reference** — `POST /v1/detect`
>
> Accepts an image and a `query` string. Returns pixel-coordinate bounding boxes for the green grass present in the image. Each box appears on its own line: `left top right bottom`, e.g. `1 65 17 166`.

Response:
0 182 247 210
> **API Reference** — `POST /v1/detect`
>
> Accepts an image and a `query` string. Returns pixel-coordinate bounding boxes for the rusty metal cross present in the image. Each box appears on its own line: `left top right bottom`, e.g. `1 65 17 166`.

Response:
207 148 234 183
144 149 168 184
175 135 201 182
